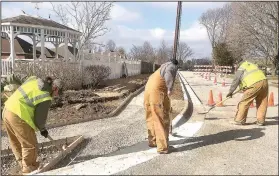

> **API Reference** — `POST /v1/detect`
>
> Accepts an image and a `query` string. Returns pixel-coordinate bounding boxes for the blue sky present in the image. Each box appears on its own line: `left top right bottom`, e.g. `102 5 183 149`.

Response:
2 2 227 58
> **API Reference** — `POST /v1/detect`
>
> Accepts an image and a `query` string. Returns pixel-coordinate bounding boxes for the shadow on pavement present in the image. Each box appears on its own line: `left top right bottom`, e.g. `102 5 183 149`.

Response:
58 117 277 165
88 127 266 160
171 128 265 152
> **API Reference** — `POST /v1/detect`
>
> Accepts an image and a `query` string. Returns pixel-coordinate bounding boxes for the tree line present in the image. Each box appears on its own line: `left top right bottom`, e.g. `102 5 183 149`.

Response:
199 2 278 75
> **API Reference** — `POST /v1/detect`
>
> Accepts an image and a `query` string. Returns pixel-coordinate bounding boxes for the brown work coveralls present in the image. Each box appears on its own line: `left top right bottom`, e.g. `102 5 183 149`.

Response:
144 69 171 153
2 108 39 173
235 79 268 124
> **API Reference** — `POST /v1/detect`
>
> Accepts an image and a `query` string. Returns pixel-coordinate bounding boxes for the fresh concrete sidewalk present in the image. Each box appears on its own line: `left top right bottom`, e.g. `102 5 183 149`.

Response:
116 72 278 175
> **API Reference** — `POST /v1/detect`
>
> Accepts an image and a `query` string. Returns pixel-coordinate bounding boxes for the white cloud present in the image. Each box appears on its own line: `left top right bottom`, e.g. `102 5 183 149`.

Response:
96 21 212 58
150 28 166 39
110 4 141 22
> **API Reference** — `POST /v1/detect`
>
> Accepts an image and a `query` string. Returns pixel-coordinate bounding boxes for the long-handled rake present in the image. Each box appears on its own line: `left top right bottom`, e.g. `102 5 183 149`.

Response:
198 89 243 114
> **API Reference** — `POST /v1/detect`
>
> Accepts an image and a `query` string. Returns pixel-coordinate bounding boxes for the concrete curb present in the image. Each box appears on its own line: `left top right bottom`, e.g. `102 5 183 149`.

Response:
172 72 193 128
172 72 206 129
108 85 145 117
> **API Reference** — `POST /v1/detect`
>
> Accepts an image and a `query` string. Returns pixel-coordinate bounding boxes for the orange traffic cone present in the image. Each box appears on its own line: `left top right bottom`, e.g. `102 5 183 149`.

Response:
216 92 224 107
268 92 275 107
222 79 226 87
207 90 215 106
250 101 255 108
214 76 217 85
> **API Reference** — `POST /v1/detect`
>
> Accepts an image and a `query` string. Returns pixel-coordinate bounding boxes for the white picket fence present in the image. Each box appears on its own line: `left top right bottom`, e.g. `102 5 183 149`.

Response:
1 60 13 77
1 58 141 80
82 57 141 79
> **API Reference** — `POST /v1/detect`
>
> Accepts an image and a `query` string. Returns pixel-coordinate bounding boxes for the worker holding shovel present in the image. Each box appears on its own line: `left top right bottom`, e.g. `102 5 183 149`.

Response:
226 60 268 126
2 75 63 174
144 59 178 154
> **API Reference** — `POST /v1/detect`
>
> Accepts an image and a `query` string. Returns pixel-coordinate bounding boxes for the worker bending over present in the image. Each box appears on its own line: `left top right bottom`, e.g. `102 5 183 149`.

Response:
144 59 178 154
226 60 268 126
3 75 63 174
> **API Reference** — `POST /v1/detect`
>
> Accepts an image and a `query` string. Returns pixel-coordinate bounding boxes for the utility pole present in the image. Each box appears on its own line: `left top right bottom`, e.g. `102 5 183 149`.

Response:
277 1 279 67
172 1 182 63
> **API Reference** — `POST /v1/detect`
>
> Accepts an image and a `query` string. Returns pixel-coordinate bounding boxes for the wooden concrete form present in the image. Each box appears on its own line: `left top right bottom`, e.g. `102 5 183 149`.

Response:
1 135 83 175
26 135 84 175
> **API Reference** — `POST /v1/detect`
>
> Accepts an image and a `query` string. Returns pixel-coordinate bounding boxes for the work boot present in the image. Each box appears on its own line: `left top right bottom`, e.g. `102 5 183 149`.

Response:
22 162 40 175
255 121 265 126
229 120 245 125
158 146 177 154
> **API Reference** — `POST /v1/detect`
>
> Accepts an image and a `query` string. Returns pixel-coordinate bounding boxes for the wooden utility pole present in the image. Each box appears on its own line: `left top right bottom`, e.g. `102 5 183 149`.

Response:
277 1 279 64
172 1 182 62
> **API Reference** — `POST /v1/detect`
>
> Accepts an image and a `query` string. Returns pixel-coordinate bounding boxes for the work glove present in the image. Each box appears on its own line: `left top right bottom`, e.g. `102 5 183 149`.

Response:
40 129 49 138
226 92 233 98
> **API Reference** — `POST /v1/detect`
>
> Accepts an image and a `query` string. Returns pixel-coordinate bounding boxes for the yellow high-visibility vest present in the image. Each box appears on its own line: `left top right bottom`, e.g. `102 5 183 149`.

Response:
238 61 267 89
4 76 52 131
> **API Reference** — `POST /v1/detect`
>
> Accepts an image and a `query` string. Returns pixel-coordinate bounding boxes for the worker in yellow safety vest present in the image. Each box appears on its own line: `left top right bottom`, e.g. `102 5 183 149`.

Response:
226 60 268 126
2 75 63 174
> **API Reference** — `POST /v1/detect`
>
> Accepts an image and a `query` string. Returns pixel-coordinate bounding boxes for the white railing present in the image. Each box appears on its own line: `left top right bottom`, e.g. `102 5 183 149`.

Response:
1 60 13 77
1 58 142 79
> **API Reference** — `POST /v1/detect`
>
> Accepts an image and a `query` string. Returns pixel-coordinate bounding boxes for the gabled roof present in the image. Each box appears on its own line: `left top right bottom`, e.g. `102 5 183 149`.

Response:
1 36 39 55
2 15 80 33
36 47 63 58
1 36 63 58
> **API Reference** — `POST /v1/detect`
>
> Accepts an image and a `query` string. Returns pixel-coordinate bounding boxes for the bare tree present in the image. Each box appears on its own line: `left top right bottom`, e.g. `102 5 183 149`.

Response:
157 40 171 64
117 47 125 55
142 41 156 63
117 47 128 59
129 41 156 63
51 2 113 55
176 42 194 63
231 2 278 74
129 45 143 61
106 40 116 52
199 4 232 64
199 7 223 48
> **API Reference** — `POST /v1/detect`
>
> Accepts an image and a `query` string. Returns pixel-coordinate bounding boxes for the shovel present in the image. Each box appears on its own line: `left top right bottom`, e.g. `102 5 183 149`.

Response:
47 135 67 151
198 88 243 114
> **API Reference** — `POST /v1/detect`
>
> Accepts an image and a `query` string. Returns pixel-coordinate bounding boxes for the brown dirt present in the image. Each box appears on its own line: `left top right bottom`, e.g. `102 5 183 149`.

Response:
169 76 184 101
169 76 185 119
46 74 150 127
1 74 150 132
1 146 60 175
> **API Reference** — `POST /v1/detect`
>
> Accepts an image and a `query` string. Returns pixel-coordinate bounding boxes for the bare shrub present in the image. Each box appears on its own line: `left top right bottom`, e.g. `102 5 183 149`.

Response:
83 65 111 88
14 60 83 90
13 61 111 90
